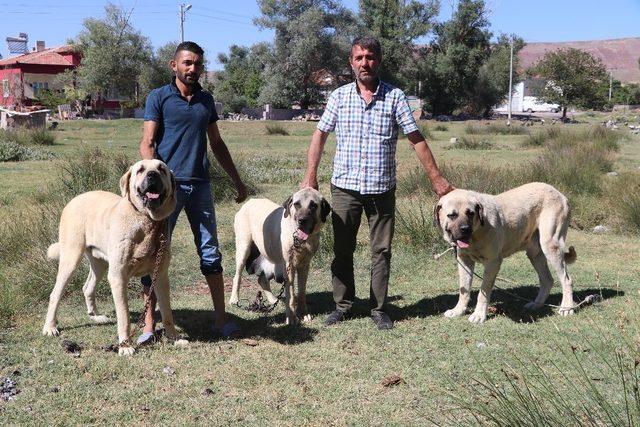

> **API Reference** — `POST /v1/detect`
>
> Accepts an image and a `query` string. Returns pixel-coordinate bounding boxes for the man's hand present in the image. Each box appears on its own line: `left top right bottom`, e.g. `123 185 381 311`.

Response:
235 180 248 204
432 176 455 198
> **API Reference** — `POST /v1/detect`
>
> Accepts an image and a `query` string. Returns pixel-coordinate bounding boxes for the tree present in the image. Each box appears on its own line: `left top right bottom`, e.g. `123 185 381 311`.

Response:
138 42 178 102
528 48 608 118
469 35 525 116
213 44 268 113
255 0 358 108
414 0 523 116
358 0 439 89
71 3 153 102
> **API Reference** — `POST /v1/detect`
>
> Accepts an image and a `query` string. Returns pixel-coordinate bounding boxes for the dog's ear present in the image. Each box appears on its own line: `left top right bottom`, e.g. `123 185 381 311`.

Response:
282 195 293 218
475 203 485 226
119 168 132 198
433 203 442 229
320 198 332 222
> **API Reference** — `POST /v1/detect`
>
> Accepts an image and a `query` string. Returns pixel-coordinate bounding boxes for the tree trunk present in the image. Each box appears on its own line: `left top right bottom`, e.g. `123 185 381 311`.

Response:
562 106 567 119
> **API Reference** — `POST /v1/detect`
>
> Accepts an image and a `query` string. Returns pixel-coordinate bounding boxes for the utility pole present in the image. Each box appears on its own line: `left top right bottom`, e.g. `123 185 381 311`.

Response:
507 38 514 124
608 71 613 102
179 4 192 43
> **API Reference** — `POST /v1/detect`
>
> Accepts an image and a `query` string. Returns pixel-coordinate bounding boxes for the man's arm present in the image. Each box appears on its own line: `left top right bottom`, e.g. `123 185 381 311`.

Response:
301 129 330 189
406 130 454 197
140 121 158 159
207 121 247 203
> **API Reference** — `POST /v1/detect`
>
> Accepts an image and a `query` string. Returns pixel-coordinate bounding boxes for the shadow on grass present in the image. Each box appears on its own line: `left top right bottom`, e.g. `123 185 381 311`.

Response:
389 285 623 324
170 308 320 345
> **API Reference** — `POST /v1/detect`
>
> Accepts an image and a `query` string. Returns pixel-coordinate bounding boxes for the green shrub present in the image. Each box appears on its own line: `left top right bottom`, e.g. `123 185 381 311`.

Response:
265 123 289 136
433 124 449 132
0 140 55 162
29 129 56 145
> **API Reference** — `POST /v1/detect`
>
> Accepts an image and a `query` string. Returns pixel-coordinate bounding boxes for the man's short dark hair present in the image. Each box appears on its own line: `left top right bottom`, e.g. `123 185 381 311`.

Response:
175 41 204 58
351 36 382 59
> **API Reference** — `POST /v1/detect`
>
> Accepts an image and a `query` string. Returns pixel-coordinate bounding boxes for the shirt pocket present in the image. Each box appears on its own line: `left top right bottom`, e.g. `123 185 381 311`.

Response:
371 106 393 139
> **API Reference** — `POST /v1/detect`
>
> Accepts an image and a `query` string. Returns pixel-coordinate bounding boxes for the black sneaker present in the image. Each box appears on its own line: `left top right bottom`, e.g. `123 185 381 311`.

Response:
324 309 346 326
371 311 394 330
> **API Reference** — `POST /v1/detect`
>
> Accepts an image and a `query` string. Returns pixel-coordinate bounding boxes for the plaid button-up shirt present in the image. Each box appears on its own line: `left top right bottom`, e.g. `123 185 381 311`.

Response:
317 80 419 194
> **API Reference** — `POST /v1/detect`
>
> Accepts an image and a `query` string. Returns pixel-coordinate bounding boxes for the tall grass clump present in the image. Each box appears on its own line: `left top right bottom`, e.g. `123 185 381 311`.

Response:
449 136 493 150
465 123 529 135
419 124 432 139
0 127 56 145
208 156 259 202
395 196 448 251
448 331 640 425
433 124 448 132
56 148 130 199
606 172 640 234
523 126 562 147
265 123 289 136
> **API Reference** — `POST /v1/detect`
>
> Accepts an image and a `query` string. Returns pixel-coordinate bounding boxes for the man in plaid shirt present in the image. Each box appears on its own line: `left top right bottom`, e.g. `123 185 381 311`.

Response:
301 36 453 330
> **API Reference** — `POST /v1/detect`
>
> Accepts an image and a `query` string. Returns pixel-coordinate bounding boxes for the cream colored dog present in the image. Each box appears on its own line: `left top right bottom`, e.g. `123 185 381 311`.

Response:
435 182 577 323
230 188 331 325
43 159 187 355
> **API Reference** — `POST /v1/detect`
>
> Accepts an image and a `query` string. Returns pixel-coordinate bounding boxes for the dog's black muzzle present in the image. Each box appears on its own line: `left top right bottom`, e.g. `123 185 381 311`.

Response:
139 171 165 207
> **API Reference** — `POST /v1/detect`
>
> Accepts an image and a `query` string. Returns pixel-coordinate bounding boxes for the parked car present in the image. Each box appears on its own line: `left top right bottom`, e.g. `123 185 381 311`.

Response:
522 96 560 113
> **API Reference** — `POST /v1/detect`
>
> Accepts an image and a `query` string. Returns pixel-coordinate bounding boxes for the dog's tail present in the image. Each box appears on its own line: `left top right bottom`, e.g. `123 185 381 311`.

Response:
47 243 60 261
564 246 577 264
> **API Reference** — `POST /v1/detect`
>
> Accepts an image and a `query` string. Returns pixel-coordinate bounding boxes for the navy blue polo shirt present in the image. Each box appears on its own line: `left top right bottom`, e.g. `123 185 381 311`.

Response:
144 77 219 181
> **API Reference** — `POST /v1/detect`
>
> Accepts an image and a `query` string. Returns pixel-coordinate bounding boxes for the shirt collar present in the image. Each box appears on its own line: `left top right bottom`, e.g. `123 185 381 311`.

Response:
353 79 384 99
170 76 203 95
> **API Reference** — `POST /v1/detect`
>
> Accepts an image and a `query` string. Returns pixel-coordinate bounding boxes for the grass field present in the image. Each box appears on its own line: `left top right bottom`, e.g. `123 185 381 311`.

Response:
1 115 640 425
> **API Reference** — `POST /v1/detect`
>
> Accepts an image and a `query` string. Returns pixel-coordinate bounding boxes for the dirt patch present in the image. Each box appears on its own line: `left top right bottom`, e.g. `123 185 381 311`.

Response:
184 277 255 296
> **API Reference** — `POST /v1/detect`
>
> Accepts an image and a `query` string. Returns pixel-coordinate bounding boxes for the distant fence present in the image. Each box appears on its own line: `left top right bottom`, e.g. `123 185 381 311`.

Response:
241 106 324 120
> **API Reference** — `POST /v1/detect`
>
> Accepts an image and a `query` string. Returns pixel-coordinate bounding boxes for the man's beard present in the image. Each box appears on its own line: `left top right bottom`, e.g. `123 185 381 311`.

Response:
176 72 200 87
354 68 378 84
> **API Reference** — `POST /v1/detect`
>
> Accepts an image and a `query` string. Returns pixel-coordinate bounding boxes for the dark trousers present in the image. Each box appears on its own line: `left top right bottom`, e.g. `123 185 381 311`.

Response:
330 184 395 314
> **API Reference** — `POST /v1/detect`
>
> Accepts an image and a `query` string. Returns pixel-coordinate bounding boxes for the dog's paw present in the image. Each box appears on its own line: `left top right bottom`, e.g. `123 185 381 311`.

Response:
558 306 575 316
444 308 466 318
89 314 111 324
228 295 239 305
301 314 312 323
118 346 135 356
468 312 487 324
42 324 60 336
524 301 544 311
173 339 189 347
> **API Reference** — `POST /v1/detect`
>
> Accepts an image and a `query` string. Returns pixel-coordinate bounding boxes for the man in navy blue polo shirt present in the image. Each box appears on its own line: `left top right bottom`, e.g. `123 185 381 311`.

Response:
138 41 247 343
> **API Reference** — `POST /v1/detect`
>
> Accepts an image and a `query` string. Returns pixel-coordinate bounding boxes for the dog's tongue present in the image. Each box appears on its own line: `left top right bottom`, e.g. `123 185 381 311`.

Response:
145 192 160 200
296 229 309 241
456 240 470 249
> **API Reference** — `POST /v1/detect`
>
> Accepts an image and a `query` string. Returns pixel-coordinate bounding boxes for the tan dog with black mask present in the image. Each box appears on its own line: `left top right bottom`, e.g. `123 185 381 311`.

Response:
434 182 577 323
43 159 187 355
230 188 331 325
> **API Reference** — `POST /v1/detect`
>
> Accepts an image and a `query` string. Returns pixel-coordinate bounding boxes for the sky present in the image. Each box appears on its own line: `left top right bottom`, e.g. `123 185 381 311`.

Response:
1 0 639 69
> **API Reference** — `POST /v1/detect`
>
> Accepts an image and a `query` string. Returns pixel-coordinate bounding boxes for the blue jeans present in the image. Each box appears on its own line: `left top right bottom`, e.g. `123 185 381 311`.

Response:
141 180 223 288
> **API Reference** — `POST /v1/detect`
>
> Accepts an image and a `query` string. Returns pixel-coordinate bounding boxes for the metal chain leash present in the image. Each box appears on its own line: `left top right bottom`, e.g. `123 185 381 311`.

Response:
115 219 168 350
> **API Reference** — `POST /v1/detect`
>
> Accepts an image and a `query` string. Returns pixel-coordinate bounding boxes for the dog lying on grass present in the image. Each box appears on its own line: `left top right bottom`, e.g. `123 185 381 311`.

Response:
43 159 187 355
230 188 331 325
434 182 577 323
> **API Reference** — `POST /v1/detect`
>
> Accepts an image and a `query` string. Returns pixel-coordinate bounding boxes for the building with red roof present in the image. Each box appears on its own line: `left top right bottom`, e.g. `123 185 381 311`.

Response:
0 42 81 108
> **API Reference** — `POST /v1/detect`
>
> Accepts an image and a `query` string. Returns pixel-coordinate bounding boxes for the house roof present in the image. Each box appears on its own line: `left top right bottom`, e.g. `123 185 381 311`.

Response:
0 45 77 67
519 37 640 84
